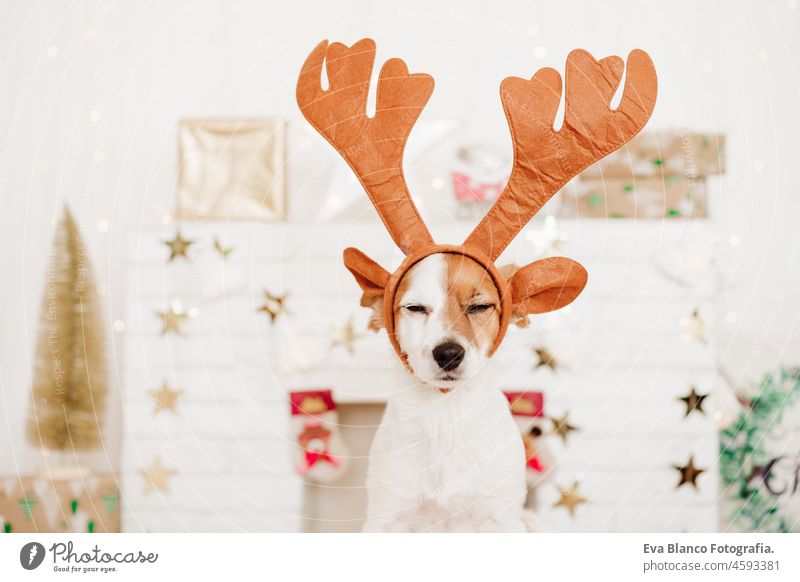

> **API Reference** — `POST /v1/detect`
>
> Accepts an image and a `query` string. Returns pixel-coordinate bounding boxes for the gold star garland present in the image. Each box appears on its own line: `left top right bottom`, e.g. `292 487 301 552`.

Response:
549 412 579 444
213 237 234 260
533 347 558 371
677 386 708 418
147 380 182 414
257 291 289 324
553 481 588 516
163 230 195 262
673 455 705 490
331 318 364 354
155 307 189 335
140 458 176 495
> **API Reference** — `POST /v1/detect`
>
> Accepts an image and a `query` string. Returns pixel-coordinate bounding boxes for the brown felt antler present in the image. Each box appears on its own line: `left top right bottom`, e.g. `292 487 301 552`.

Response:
463 49 657 259
296 38 435 254
297 39 657 362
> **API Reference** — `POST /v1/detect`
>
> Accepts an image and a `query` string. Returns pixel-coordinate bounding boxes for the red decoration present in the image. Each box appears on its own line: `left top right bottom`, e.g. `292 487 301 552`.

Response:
526 455 544 473
451 172 504 203
290 389 336 416
503 391 544 417
296 422 340 474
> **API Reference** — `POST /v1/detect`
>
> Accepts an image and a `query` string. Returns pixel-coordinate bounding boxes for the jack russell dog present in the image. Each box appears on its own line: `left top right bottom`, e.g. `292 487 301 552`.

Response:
360 256 530 532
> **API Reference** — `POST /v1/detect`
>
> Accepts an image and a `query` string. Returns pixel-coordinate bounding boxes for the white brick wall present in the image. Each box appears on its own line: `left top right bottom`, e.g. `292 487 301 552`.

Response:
121 219 720 531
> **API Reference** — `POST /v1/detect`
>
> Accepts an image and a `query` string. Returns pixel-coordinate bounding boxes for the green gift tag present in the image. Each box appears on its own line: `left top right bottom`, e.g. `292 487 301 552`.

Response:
3 522 12 533
102 494 118 515
651 158 663 166
70 499 79 515
18 498 36 520
587 194 603 207
667 209 681 217
623 184 635 193
87 520 95 533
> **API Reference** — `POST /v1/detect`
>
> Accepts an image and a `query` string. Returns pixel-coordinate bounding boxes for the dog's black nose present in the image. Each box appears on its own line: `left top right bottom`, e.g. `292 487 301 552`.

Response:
432 342 465 371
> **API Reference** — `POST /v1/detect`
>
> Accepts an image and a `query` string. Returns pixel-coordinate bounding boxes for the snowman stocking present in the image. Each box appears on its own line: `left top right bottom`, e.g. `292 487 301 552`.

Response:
289 389 349 483
504 391 556 508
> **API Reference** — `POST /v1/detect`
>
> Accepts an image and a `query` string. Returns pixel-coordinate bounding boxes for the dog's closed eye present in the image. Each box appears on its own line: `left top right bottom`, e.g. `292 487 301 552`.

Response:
465 303 495 315
404 304 430 315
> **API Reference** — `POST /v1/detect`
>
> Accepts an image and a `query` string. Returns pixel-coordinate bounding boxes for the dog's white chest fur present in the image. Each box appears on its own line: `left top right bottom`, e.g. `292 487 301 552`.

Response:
364 381 526 532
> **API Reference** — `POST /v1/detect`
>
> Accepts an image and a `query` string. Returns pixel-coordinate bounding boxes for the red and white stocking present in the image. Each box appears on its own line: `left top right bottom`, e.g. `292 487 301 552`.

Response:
504 391 556 490
289 389 349 483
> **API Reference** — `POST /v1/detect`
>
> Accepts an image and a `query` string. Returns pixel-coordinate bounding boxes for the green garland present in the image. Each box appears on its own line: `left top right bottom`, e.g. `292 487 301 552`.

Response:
719 367 800 532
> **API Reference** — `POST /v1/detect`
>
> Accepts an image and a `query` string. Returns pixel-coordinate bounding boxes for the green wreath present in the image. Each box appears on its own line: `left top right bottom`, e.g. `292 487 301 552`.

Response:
719 367 800 532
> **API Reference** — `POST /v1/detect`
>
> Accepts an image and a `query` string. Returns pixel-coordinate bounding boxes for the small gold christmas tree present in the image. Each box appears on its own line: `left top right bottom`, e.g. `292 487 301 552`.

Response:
26 206 108 452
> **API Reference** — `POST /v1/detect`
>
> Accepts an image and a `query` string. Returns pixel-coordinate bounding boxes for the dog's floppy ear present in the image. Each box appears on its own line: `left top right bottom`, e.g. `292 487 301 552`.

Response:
343 247 390 332
509 257 587 315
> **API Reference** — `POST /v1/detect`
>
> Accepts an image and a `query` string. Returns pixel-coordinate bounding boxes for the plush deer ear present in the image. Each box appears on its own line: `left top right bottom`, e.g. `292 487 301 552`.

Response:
509 257 587 315
343 247 390 299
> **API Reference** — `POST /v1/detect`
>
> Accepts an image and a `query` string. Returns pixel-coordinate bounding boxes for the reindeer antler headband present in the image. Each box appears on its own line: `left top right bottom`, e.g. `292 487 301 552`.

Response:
297 39 657 360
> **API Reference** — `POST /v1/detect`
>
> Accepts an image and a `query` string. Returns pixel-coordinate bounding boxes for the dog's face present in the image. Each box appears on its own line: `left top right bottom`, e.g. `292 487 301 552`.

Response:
345 246 587 390
391 254 502 390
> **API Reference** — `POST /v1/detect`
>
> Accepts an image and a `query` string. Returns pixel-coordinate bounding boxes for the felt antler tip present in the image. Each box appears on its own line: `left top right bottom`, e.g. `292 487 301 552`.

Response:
628 48 651 61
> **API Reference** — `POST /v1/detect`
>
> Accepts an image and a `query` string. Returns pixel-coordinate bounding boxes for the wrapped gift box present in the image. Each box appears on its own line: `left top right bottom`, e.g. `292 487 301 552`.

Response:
579 131 725 180
559 175 708 219
176 118 287 220
0 473 120 533
559 131 722 219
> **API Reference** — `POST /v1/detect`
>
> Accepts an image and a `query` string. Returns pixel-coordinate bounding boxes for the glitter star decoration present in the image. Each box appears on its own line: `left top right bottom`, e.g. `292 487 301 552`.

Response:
681 309 707 344
524 215 570 258
147 380 182 414
257 290 289 324
213 237 234 260
331 318 364 354
163 230 195 262
674 455 705 490
677 386 709 418
553 481 588 516
140 458 177 495
156 306 189 335
533 347 558 371
549 412 579 444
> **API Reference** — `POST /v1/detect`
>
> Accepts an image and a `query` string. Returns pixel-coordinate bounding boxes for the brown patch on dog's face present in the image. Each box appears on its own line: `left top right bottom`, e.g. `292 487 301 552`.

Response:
443 254 501 350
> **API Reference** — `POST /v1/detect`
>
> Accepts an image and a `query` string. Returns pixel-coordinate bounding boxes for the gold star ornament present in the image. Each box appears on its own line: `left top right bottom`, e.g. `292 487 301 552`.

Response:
533 347 558 371
525 215 570 258
140 458 177 495
674 455 705 490
213 237 234 260
156 307 189 335
257 290 288 324
677 386 709 418
549 412 579 444
331 318 364 354
553 481 588 516
163 230 195 262
147 380 182 414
